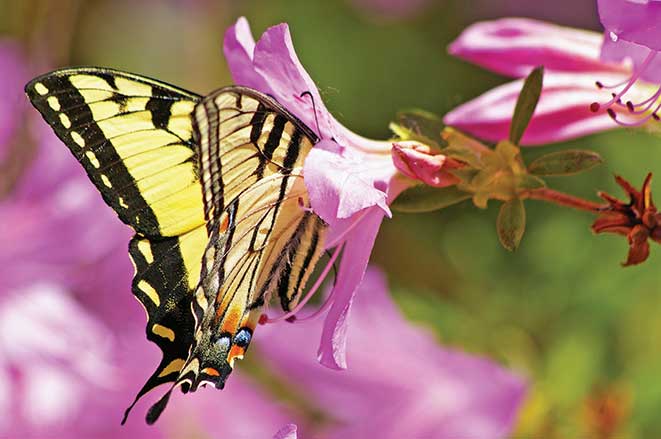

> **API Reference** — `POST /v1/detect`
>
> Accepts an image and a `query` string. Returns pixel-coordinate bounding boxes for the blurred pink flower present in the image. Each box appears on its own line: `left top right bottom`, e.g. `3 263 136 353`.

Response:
257 267 527 439
444 17 661 144
224 17 411 369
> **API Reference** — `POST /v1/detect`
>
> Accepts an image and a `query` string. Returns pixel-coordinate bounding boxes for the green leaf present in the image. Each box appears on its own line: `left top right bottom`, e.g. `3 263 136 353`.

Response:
528 149 604 176
510 66 544 145
390 109 445 148
497 198 526 252
515 173 546 191
392 185 471 213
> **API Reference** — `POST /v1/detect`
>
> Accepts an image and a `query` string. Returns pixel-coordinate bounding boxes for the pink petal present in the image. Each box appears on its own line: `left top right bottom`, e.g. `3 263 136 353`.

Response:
258 267 527 439
224 18 334 139
391 142 457 188
448 18 627 78
600 35 661 82
273 424 298 439
222 17 265 92
444 72 632 145
317 207 385 369
304 140 391 223
598 0 661 51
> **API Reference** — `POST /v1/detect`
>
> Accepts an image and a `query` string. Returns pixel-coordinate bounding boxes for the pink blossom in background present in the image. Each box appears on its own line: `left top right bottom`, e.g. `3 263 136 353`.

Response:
224 17 413 369
257 267 526 439
444 17 661 144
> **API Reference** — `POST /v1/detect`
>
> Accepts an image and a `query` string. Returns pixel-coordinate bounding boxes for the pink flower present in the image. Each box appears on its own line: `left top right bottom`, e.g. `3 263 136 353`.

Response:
594 0 661 126
391 141 461 187
256 267 527 439
224 17 412 369
444 17 661 144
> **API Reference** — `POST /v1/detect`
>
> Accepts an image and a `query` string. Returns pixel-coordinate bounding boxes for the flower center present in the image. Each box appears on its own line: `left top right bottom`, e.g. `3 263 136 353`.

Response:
590 50 661 127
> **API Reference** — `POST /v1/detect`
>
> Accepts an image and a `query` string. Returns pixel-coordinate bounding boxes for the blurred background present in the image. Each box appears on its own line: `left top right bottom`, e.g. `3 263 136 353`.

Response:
1 0 660 438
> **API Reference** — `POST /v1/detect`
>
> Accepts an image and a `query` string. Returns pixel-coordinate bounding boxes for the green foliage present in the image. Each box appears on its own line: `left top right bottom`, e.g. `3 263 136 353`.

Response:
510 66 544 145
528 150 604 176
497 198 526 251
391 185 470 213
390 109 446 149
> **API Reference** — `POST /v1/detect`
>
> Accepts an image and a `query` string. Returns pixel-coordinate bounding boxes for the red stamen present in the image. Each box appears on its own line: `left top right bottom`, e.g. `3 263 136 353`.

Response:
590 102 600 112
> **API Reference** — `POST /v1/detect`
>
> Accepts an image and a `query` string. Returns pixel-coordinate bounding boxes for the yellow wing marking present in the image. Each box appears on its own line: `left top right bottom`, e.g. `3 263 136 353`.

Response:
158 359 186 378
137 280 160 306
152 324 176 342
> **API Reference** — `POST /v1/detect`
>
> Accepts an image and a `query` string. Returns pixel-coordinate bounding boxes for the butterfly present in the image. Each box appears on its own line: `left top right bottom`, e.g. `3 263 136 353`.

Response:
25 68 327 424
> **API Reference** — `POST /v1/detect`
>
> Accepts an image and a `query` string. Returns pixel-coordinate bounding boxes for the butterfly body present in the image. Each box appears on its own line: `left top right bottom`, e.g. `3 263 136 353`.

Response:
25 68 326 424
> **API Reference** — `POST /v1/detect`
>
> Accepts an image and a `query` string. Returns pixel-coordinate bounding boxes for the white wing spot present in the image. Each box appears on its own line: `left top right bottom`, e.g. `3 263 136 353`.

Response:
101 175 112 188
59 113 71 128
34 82 49 95
85 151 100 168
47 96 61 111
71 131 85 147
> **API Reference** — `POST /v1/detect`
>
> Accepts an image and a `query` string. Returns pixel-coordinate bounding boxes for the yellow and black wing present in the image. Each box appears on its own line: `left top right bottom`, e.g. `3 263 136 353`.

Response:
25 67 204 237
25 68 208 418
26 70 328 424
143 88 328 424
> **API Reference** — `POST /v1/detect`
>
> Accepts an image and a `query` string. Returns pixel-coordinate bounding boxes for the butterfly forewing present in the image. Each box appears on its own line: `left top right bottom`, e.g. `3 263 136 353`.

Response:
25 68 205 237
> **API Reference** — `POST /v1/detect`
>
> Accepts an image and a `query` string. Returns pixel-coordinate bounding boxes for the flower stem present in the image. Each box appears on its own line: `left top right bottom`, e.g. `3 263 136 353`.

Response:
521 188 606 213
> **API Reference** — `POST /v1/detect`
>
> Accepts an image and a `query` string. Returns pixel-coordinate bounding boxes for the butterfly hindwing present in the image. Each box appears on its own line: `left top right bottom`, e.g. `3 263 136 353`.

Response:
25 67 205 237
161 88 327 396
121 225 207 423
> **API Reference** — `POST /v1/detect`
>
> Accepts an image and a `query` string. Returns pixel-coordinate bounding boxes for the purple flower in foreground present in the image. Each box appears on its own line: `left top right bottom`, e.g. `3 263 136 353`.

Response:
257 267 527 439
444 17 661 145
224 17 412 369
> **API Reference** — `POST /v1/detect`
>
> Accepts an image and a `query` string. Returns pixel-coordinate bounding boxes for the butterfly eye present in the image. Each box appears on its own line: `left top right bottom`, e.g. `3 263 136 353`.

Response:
215 335 231 351
233 328 252 348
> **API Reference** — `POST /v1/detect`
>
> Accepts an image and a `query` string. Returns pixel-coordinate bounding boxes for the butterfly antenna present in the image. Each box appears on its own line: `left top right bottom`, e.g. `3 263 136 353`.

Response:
300 91 323 138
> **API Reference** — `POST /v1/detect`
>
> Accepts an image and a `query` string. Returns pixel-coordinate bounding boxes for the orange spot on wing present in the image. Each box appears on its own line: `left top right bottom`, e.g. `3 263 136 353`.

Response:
228 345 245 361
218 308 240 334
219 215 229 234
201 367 220 377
